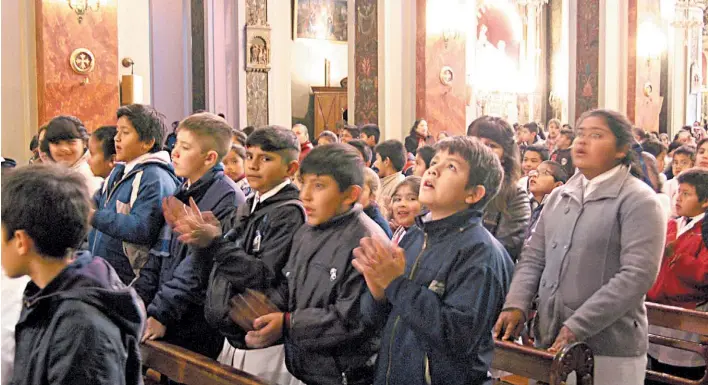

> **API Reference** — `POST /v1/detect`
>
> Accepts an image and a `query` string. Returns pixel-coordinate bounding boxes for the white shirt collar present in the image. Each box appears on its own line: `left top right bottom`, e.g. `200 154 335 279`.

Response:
123 152 154 175
581 164 624 199
677 212 705 237
251 179 291 214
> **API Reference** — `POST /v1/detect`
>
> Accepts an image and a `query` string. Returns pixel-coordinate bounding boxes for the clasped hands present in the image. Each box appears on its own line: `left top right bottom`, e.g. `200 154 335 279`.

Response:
162 196 222 248
352 236 406 301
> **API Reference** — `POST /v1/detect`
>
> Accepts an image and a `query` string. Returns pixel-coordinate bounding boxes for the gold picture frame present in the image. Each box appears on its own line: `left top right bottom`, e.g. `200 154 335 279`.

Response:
293 0 348 42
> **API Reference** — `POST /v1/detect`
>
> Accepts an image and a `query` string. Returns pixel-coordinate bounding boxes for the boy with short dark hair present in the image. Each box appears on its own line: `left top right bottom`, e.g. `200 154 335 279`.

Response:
134 112 246 359
171 126 305 382
518 144 549 192
342 125 361 143
517 122 542 147
89 104 181 284
354 136 514 385
88 125 117 178
550 128 575 177
647 168 708 382
361 124 381 162
526 160 567 239
348 139 373 167
664 145 696 216
3 164 143 385
245 144 385 385
374 139 407 214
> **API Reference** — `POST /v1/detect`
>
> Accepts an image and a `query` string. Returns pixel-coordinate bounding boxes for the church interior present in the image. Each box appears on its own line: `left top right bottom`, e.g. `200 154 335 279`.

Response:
1 1 708 385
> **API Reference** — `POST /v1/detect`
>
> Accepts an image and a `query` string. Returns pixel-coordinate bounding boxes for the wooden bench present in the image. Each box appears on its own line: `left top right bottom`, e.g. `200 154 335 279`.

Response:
646 302 708 385
491 340 594 385
141 340 273 385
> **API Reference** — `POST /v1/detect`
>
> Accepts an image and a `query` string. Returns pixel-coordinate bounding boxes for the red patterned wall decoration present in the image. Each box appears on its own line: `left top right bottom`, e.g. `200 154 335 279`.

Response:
627 0 638 122
354 0 378 125
575 0 599 121
415 0 466 137
35 0 119 131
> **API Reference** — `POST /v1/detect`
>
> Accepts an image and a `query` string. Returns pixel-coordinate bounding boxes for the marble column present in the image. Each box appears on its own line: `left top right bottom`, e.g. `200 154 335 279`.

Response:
245 0 268 128
35 0 119 130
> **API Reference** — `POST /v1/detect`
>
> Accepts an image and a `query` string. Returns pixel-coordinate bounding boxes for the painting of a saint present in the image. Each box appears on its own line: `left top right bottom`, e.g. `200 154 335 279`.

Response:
294 0 348 42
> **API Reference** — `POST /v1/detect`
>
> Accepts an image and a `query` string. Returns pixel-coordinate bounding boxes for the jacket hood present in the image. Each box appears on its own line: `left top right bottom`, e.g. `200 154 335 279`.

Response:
132 150 174 174
24 252 144 339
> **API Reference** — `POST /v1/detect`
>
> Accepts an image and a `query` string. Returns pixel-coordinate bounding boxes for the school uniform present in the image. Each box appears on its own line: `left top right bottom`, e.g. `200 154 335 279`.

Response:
550 147 575 178
647 214 708 375
89 151 180 284
504 165 667 385
270 206 386 385
363 204 393 238
483 186 531 262
361 208 514 385
1 273 30 385
11 253 144 385
133 165 246 359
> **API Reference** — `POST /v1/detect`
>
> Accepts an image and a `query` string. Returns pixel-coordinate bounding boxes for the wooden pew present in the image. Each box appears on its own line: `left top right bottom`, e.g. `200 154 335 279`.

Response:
491 340 594 385
646 302 708 385
141 340 273 385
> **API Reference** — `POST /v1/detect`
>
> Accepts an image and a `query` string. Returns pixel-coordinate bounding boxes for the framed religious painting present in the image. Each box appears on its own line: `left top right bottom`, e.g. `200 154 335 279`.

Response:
293 0 348 42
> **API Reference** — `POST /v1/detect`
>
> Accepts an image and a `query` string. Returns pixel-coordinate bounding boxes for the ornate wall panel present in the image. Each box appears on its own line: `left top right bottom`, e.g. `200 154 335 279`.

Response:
354 0 378 125
35 0 119 131
575 0 600 120
192 0 206 112
246 0 268 127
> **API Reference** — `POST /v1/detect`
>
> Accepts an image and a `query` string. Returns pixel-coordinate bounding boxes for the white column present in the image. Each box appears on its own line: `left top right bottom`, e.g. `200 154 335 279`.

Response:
118 0 152 104
267 0 292 127
567 0 576 122
347 0 356 124
598 0 626 112
668 26 687 136
378 0 407 141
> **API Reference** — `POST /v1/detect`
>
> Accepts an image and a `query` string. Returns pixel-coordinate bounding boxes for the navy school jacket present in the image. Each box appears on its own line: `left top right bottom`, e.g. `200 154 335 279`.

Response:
364 204 393 239
89 151 180 284
132 165 246 358
361 208 514 385
12 252 144 385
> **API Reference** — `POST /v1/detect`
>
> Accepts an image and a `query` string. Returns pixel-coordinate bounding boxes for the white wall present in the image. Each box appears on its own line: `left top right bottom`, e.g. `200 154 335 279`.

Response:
1 0 37 165
269 0 293 127
150 0 191 125
118 0 152 104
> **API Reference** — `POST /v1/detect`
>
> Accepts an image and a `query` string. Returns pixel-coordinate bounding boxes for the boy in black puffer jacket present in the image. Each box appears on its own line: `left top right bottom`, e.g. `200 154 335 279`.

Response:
133 113 246 359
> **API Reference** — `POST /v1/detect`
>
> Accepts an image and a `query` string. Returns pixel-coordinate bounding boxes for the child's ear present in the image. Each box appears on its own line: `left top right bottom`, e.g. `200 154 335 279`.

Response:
13 230 33 256
108 154 116 167
464 185 486 206
205 150 218 166
343 185 362 206
142 138 156 153
554 181 564 189
286 160 300 177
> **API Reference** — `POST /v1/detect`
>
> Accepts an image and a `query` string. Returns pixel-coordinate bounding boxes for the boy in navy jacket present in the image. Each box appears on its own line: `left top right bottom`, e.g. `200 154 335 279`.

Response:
89 104 180 284
244 144 385 384
134 113 246 359
354 136 515 385
3 165 144 385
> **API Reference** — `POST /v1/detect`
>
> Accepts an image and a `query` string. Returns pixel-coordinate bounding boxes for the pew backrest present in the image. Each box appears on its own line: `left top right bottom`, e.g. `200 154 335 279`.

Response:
491 340 594 385
646 302 708 385
141 340 272 385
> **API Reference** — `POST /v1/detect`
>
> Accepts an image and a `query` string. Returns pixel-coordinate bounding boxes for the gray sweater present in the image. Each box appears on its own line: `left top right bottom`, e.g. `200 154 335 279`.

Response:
504 166 666 356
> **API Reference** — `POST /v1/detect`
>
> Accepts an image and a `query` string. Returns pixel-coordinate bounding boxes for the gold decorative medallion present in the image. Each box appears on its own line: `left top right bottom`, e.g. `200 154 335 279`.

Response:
70 48 95 74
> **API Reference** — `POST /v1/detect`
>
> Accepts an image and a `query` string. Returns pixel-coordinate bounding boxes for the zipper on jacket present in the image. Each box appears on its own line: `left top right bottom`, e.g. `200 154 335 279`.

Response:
424 353 431 385
385 233 428 385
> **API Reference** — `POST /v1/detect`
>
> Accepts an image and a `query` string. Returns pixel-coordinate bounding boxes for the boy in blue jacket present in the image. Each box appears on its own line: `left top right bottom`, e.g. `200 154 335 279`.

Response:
89 104 180 284
134 112 246 359
2 165 144 385
354 136 515 385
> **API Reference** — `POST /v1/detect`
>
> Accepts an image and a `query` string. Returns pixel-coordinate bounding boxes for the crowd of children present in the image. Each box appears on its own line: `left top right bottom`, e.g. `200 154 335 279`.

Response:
2 106 707 385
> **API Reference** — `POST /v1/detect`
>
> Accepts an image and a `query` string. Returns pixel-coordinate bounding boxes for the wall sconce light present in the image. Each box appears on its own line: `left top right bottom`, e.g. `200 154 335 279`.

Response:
67 0 101 23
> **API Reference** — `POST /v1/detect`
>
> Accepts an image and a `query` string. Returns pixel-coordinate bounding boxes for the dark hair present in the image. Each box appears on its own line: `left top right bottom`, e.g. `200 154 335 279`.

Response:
40 115 89 158
677 168 708 202
559 128 575 142
116 104 167 152
375 140 407 172
562 124 572 130
245 125 300 164
348 139 373 164
697 137 708 150
178 112 233 161
230 144 247 160
576 109 646 180
675 129 693 141
243 126 256 136
299 144 364 192
641 139 667 159
30 135 39 152
232 129 248 146
410 120 427 137
674 144 697 161
92 125 118 160
360 124 381 144
317 130 339 144
522 122 540 135
434 136 503 210
467 116 521 214
2 164 90 258
416 145 435 169
217 113 226 119
344 125 361 139
523 144 549 161
668 140 684 153
541 160 568 183
633 127 649 142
